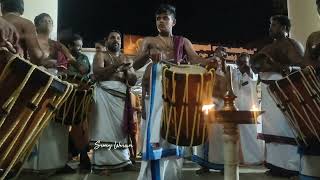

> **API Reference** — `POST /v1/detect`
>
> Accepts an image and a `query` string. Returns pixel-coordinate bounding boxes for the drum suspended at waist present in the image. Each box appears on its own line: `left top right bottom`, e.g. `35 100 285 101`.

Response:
0 48 72 179
55 73 94 125
161 64 215 146
267 66 320 146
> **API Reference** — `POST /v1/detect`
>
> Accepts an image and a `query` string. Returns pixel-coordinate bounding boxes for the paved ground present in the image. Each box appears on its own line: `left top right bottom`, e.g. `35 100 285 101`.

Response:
16 171 292 180
15 161 293 180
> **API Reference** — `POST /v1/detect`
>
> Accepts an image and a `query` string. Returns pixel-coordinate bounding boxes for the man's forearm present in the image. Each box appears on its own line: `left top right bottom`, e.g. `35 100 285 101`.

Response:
189 56 211 66
125 71 137 86
133 53 150 70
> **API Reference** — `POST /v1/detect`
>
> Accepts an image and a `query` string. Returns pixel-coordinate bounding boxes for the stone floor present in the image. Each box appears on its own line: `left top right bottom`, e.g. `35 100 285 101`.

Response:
14 161 293 180
16 171 292 180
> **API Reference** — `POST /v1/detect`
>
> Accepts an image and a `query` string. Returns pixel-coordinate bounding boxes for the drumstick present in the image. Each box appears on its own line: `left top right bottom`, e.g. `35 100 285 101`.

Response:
159 59 190 67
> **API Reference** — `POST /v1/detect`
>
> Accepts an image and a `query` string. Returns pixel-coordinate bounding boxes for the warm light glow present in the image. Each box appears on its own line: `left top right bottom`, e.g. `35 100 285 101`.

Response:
202 104 215 115
250 104 259 111
250 104 259 124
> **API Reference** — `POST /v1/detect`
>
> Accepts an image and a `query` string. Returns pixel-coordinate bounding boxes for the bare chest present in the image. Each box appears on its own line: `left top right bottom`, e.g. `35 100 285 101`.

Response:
104 53 127 66
149 38 175 60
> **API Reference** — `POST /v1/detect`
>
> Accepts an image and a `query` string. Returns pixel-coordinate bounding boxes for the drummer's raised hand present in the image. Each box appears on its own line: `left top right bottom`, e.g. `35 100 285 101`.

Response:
148 47 165 63
60 44 77 64
133 37 157 70
0 17 19 53
116 63 130 72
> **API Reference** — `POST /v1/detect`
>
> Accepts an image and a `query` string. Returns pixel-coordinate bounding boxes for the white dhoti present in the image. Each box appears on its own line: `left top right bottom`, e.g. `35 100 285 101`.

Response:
238 124 264 164
139 97 149 154
192 98 224 170
192 68 264 169
232 69 264 165
90 81 131 170
140 118 146 154
298 138 320 179
138 63 183 180
259 72 299 172
24 69 68 171
23 121 69 171
300 154 320 179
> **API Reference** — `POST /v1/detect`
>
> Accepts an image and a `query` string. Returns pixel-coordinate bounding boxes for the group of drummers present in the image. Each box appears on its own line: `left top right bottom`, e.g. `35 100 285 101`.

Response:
1 0 320 180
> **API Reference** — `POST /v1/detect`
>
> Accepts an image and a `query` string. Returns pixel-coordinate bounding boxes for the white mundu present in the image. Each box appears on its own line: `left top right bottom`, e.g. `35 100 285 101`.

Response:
90 81 131 170
23 121 68 171
137 63 183 180
23 69 68 172
231 67 264 165
259 72 299 172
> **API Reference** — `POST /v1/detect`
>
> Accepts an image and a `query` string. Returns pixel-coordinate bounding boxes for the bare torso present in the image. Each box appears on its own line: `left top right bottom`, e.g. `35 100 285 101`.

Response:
104 52 128 82
3 13 44 65
3 14 29 58
142 36 175 61
93 51 134 82
272 37 304 65
254 37 304 73
37 38 50 58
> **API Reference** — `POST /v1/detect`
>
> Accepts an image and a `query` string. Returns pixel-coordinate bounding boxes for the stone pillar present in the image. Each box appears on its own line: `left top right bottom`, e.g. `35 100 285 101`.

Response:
287 0 320 49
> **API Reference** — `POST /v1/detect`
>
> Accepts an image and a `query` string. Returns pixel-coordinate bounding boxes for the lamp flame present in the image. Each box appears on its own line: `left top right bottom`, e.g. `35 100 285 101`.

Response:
202 104 215 115
250 104 259 111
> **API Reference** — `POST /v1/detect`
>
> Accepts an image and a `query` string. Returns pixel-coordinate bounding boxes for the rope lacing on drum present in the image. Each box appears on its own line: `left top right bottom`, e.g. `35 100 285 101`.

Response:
0 63 36 128
0 76 54 165
287 75 320 143
0 82 73 180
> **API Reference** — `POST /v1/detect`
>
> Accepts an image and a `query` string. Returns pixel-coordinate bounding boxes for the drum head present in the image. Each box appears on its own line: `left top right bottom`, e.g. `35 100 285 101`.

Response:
166 65 207 74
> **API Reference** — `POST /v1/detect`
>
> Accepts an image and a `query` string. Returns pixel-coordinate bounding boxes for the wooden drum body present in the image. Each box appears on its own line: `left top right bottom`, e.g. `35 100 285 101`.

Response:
55 74 94 125
161 65 215 146
0 50 72 179
268 66 320 145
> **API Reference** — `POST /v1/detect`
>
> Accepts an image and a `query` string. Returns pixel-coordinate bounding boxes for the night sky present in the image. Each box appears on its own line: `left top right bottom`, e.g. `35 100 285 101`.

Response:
58 0 275 48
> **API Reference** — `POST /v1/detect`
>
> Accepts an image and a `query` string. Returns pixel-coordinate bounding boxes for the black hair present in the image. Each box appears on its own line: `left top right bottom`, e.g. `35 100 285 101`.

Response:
238 52 250 59
107 30 122 39
155 4 176 18
34 13 51 27
1 0 24 14
270 15 291 33
215 46 226 52
68 34 83 46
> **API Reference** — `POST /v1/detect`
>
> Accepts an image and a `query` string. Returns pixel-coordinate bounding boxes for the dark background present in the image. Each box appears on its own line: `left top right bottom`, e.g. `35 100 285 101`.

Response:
58 0 287 48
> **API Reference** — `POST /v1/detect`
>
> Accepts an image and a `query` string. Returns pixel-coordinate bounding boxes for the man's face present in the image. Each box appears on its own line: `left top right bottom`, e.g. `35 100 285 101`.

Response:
214 48 227 58
107 32 121 52
236 55 250 72
37 16 53 33
95 43 105 52
269 20 284 39
156 13 176 34
70 39 83 55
